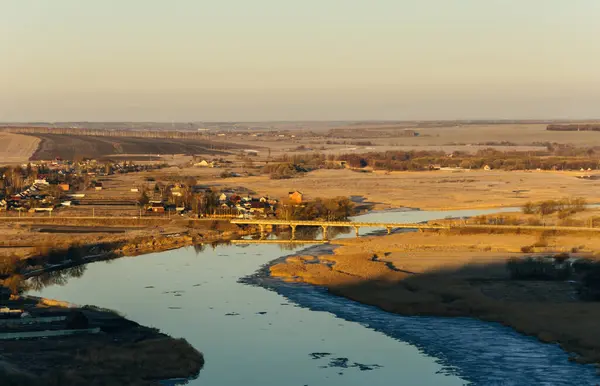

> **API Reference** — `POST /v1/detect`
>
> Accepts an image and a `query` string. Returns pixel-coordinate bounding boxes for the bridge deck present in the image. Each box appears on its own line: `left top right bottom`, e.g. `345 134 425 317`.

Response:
231 239 329 244
230 219 600 233
230 219 448 229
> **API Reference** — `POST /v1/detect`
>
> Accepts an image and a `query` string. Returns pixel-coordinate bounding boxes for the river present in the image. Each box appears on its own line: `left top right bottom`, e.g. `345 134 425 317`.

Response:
29 208 600 385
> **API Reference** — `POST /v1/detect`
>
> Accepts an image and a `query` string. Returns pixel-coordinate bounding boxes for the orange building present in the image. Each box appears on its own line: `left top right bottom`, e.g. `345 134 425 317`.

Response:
288 191 303 204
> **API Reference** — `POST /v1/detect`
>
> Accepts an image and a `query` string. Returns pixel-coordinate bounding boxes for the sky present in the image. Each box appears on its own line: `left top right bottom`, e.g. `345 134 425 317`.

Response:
1 0 600 122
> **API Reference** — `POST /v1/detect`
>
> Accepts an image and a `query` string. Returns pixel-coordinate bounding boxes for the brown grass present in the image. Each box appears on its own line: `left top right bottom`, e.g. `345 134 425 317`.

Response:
196 168 600 210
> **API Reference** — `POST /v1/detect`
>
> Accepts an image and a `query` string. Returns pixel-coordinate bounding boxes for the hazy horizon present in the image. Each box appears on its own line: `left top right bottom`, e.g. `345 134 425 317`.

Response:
2 1 600 122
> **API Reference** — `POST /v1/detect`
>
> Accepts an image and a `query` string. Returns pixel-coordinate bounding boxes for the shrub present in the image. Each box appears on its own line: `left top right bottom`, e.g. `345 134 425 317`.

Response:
578 264 600 300
520 245 534 253
532 237 548 248
0 255 20 276
553 253 570 263
507 257 571 280
523 202 535 214
3 274 25 295
66 310 89 329
524 197 588 217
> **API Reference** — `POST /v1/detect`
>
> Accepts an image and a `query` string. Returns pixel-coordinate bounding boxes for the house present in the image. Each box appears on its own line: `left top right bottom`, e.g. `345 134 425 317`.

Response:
288 191 303 204
57 183 70 191
148 202 165 213
249 201 268 213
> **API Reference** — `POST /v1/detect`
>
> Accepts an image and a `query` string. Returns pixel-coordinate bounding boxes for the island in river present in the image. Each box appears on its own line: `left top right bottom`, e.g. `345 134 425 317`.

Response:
270 223 600 365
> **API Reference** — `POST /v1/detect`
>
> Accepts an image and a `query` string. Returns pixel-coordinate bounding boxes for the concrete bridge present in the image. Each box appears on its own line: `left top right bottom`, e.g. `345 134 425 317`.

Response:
230 219 450 239
231 239 329 245
230 219 600 240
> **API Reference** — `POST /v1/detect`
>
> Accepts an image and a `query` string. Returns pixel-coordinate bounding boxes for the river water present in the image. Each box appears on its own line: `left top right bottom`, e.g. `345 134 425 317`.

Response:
29 208 600 385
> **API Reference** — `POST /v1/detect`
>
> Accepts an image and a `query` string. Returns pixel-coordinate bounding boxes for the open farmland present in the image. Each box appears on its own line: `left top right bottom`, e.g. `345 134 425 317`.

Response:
29 134 248 161
199 168 600 210
0 132 40 165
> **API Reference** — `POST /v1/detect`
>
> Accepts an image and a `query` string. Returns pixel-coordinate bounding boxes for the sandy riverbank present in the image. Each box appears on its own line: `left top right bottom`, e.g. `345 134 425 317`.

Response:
269 230 600 364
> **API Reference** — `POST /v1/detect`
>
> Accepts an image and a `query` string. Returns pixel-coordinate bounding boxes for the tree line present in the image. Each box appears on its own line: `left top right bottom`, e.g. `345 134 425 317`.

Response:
262 146 600 174
275 197 354 221
522 197 587 218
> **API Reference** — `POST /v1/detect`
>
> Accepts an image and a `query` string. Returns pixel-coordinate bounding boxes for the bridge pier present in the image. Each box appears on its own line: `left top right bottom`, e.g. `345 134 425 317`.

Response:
259 224 267 239
290 224 297 240
354 226 360 238
321 225 329 240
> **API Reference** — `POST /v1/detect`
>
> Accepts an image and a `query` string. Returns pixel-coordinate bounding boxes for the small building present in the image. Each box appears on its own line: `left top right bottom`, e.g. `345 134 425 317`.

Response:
57 183 70 191
94 182 103 190
483 165 492 171
148 202 165 213
249 201 268 213
288 191 303 204
130 188 139 193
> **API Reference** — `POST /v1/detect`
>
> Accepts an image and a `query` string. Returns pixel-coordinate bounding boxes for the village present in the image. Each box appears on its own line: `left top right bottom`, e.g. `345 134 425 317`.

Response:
0 156 304 220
